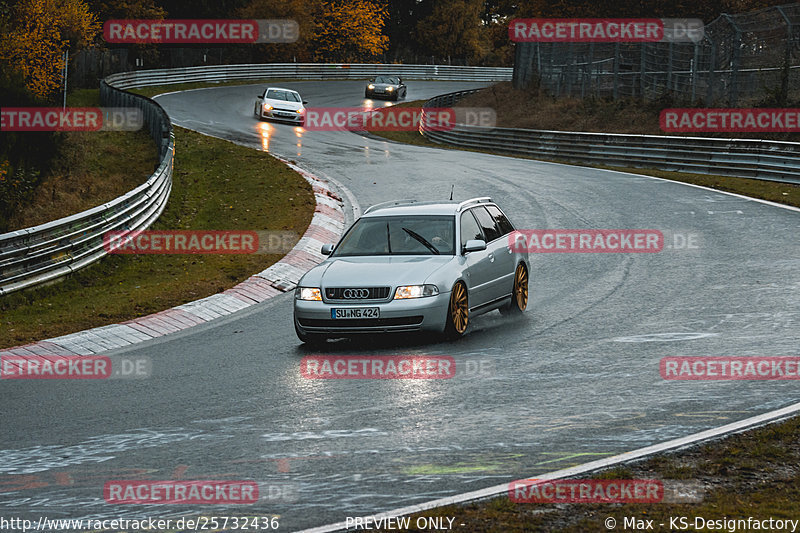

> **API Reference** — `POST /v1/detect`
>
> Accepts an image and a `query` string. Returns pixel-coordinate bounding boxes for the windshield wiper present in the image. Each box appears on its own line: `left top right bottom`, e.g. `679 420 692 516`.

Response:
402 227 439 255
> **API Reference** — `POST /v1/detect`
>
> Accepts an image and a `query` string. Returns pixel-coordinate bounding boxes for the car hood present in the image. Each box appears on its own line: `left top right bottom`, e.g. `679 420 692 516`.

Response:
301 256 452 287
369 83 398 89
264 98 303 110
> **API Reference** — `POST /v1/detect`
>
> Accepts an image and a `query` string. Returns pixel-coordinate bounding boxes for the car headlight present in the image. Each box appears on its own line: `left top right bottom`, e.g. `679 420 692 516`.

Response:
297 287 322 301
386 86 394 91
296 108 304 114
263 104 273 111
367 84 375 89
394 284 439 299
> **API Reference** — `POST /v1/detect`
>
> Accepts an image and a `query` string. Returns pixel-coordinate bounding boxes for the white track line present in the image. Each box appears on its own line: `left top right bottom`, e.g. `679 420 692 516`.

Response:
297 401 800 533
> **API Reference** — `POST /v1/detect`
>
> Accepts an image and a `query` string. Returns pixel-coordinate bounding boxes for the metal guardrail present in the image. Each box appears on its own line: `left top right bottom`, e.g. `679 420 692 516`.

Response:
0 82 174 296
421 89 800 185
104 63 512 89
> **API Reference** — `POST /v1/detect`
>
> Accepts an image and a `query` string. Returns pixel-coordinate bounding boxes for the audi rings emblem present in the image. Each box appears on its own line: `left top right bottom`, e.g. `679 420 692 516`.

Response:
342 288 370 299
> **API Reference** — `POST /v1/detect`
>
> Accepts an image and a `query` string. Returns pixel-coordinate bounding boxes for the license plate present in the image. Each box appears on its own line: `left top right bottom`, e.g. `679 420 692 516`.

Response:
276 112 293 117
332 307 379 319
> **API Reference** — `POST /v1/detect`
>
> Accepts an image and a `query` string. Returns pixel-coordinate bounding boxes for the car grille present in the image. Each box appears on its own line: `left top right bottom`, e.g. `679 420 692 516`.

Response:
298 316 424 328
325 287 391 301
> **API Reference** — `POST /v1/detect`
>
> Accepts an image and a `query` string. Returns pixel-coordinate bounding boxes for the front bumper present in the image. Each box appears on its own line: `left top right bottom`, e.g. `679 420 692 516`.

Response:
294 292 450 336
365 89 393 99
260 109 304 124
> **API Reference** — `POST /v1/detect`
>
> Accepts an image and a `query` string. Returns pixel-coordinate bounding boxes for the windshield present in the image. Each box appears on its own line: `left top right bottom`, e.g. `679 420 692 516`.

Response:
265 89 301 102
332 215 455 256
373 76 399 84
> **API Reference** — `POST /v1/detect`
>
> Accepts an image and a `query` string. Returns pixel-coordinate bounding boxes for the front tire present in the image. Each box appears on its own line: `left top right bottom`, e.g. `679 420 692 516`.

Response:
444 281 469 339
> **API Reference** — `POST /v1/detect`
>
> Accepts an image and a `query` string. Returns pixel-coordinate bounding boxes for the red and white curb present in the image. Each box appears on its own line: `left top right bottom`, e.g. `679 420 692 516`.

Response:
0 162 345 357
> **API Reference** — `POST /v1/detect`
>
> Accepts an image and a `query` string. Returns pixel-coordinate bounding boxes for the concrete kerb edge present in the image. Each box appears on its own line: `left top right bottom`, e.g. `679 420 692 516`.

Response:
0 163 345 357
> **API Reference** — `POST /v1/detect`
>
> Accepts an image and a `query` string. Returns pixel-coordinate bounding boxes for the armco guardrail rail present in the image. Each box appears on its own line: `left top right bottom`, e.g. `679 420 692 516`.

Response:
0 82 174 297
103 63 512 89
421 89 800 186
0 63 509 297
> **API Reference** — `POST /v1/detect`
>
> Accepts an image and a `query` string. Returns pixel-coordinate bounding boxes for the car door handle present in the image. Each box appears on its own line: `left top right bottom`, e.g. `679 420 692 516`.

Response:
488 252 495 262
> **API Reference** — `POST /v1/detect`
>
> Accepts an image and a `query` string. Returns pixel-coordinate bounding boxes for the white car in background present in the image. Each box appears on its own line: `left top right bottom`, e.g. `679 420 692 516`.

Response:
254 87 307 126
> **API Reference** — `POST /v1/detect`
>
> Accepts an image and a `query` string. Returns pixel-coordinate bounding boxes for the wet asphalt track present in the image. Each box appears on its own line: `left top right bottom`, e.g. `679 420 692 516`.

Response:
1 80 799 531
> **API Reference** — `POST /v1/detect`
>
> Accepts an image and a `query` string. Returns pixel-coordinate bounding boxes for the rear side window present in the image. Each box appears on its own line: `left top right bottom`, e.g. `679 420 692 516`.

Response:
486 205 515 236
460 211 483 249
471 207 502 242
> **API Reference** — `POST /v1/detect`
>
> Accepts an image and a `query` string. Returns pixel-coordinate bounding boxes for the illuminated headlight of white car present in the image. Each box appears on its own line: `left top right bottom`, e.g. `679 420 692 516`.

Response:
297 287 322 301
394 284 439 299
263 103 273 111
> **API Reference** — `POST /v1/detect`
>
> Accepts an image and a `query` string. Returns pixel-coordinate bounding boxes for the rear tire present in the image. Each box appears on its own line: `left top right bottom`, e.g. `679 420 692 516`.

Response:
500 263 528 315
444 282 469 339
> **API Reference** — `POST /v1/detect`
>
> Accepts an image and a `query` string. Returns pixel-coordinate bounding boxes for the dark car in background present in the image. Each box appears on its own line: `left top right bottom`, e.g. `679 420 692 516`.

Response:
365 75 407 101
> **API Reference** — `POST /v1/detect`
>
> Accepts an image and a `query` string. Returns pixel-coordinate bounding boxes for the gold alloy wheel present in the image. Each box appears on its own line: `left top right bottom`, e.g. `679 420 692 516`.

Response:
513 263 529 311
449 282 469 334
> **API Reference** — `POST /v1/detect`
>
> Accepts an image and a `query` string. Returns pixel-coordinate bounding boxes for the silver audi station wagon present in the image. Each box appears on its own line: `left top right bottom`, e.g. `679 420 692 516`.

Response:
293 198 530 344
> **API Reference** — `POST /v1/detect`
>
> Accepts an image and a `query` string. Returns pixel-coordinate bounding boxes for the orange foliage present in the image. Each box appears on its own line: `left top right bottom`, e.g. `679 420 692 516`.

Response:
0 0 99 100
312 0 389 62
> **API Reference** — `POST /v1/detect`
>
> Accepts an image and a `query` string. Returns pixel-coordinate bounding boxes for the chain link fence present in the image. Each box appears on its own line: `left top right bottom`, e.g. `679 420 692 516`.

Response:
513 3 800 105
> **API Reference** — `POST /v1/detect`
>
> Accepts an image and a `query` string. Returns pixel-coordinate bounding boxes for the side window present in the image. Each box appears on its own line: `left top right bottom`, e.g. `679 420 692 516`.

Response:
460 211 483 249
471 206 502 242
486 205 515 236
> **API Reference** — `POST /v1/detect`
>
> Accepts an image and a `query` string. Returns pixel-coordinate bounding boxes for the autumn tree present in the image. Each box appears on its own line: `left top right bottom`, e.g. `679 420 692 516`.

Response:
415 0 485 64
0 0 99 99
311 0 389 62
87 0 165 21
238 0 324 62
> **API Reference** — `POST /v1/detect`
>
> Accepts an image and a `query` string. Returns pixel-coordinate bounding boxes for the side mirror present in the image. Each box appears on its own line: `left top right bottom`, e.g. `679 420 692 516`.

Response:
303 100 308 105
321 243 335 255
463 239 486 253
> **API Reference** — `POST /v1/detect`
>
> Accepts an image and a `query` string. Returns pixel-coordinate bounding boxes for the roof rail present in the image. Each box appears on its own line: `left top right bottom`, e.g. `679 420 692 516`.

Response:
456 197 493 212
363 199 418 215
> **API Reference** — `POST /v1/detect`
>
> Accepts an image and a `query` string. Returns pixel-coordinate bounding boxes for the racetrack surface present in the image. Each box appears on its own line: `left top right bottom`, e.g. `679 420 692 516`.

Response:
1 80 798 530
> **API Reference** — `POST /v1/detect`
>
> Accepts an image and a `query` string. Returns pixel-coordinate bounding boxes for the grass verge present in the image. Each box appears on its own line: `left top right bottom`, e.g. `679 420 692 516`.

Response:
0 124 313 349
5 89 157 231
370 414 800 532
